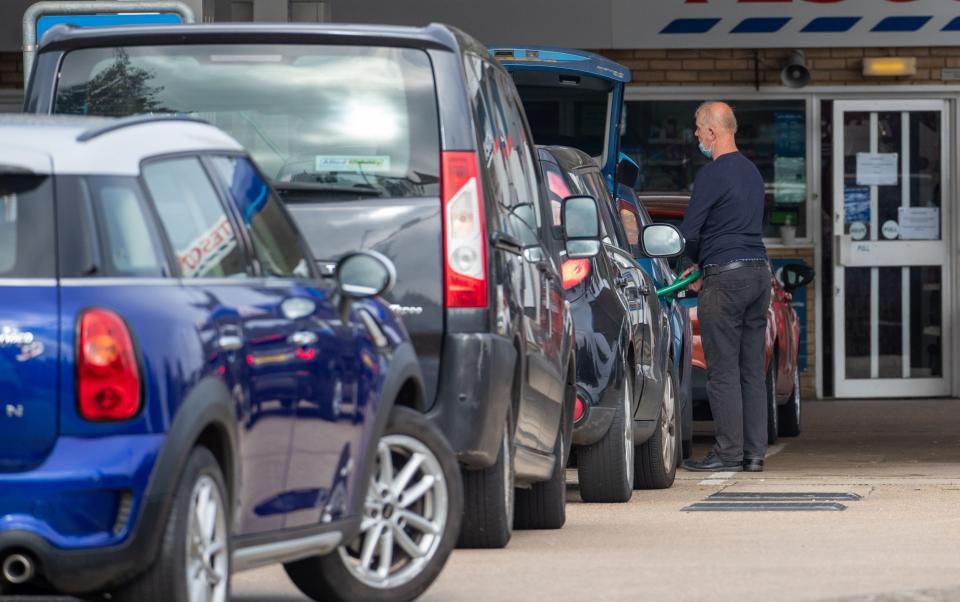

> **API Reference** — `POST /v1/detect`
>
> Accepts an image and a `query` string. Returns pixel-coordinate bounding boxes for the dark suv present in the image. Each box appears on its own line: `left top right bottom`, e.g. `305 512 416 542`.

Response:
540 146 686 502
28 22 593 548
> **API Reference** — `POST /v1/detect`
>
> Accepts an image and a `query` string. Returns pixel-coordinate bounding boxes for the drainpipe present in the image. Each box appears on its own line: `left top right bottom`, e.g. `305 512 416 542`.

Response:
22 1 195 87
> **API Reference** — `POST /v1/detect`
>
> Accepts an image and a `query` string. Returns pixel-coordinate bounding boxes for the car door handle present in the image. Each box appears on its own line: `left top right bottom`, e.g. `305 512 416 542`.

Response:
288 330 319 347
491 231 523 255
217 334 244 351
615 275 632 289
537 261 555 280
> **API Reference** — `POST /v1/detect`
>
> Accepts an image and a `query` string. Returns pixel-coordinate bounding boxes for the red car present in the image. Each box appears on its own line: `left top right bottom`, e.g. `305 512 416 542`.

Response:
642 195 814 442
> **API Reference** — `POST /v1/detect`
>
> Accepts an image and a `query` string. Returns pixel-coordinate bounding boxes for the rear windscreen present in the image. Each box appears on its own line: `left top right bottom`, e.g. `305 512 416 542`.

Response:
513 72 612 160
0 175 55 278
55 44 441 199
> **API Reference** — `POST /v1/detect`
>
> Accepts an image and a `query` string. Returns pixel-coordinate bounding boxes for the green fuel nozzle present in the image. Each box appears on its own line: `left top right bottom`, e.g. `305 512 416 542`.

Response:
655 270 701 298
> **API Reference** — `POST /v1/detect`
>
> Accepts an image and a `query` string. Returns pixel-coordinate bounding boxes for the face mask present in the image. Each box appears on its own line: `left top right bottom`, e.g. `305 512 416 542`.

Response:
698 141 713 159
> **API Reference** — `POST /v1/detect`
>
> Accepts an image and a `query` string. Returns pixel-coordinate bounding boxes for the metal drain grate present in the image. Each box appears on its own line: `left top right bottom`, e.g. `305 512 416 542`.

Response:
707 491 862 502
682 491 862 512
683 501 847 512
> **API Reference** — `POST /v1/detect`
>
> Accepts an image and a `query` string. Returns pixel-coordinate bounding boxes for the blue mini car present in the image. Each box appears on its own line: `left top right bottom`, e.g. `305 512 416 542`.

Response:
0 115 461 602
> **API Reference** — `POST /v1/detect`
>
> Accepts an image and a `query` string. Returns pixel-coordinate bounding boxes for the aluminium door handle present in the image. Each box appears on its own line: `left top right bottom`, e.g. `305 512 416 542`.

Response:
615 275 631 289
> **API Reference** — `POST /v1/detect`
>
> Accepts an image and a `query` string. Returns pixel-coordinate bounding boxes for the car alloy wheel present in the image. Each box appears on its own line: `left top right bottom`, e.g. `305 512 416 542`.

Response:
338 434 448 589
659 374 677 471
185 474 229 602
623 371 635 490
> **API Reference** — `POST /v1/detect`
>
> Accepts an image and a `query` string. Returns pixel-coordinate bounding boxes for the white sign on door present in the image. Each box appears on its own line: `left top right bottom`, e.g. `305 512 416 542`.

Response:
856 153 898 186
898 207 939 240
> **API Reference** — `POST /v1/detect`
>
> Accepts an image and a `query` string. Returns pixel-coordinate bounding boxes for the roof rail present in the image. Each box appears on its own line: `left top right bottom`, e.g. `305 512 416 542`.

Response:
76 114 209 142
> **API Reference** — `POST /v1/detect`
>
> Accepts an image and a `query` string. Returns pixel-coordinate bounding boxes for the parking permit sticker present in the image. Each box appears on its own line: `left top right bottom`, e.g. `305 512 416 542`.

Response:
849 221 867 240
881 220 900 240
315 155 391 172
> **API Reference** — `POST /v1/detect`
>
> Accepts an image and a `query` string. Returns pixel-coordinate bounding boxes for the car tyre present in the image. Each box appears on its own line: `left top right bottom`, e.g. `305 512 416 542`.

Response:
778 364 802 438
514 413 567 530
456 418 513 549
577 355 634 503
766 358 779 445
634 364 679 490
285 407 462 602
114 446 230 602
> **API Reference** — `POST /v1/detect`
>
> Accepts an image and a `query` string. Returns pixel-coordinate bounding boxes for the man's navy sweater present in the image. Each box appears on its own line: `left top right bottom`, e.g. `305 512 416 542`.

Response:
680 151 768 267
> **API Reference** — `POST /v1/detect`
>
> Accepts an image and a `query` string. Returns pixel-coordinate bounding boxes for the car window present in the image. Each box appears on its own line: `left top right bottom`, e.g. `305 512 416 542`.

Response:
55 44 440 200
209 156 312 279
468 56 540 247
618 203 643 258
0 175 55 278
142 157 249 278
85 176 164 276
542 160 571 227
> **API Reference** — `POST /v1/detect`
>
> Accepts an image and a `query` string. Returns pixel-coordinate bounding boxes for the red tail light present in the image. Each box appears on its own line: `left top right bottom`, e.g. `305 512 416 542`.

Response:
442 151 488 308
77 309 141 421
561 259 591 290
574 396 586 423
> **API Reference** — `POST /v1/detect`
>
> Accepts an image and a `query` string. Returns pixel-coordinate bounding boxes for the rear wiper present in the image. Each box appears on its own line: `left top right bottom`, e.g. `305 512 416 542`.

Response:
273 182 385 197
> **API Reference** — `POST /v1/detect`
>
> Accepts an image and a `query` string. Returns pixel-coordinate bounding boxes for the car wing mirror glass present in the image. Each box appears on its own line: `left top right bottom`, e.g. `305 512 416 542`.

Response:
641 223 684 258
335 250 396 299
779 263 816 292
562 195 601 259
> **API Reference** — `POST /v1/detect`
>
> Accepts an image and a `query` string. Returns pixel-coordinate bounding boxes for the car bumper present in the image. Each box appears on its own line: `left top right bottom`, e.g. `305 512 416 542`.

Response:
0 434 166 593
426 332 516 469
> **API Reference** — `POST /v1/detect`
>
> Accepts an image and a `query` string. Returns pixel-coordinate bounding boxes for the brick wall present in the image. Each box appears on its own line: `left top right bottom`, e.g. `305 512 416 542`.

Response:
598 47 960 86
0 52 22 89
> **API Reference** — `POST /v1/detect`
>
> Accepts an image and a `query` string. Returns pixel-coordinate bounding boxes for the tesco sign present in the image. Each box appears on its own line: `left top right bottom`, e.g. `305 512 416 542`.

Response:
616 0 960 48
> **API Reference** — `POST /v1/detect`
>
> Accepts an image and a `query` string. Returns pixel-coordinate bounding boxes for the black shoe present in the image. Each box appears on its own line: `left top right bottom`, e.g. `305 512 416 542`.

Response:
681 451 743 472
743 458 764 472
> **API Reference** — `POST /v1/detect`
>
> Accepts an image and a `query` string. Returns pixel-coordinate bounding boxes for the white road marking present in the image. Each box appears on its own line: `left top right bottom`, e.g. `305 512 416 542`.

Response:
766 443 785 459
698 471 736 485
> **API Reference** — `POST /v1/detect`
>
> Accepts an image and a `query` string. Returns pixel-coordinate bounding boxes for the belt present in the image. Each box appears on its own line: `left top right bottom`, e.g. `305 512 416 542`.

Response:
702 259 768 278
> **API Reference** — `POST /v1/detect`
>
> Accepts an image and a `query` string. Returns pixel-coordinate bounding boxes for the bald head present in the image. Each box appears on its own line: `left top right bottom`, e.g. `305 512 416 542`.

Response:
695 101 738 135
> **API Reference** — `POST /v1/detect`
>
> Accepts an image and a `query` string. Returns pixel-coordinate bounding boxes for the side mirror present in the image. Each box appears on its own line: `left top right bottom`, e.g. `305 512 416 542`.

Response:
562 195 601 259
334 250 396 299
779 263 816 292
641 224 684 258
616 153 640 188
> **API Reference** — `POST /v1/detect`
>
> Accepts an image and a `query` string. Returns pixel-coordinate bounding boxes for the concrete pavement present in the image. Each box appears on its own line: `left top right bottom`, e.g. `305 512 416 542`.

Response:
233 400 960 602
7 400 960 601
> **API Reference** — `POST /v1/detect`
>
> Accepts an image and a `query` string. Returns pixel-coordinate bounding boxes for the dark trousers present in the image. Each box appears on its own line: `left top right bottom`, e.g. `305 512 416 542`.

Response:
699 265 772 463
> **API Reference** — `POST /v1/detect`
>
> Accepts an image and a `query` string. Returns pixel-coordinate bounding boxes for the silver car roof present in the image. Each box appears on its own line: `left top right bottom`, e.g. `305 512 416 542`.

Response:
0 114 244 176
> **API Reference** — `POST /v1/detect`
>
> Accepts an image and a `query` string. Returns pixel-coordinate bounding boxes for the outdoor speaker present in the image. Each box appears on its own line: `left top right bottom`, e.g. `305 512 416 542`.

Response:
781 50 810 89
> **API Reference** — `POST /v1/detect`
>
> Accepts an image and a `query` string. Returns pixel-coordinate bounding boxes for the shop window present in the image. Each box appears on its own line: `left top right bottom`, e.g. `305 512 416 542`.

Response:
622 99 807 240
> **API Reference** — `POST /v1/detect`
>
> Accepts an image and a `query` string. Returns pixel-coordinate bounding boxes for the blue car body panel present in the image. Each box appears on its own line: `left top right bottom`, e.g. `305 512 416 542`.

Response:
493 45 629 184
0 145 409 593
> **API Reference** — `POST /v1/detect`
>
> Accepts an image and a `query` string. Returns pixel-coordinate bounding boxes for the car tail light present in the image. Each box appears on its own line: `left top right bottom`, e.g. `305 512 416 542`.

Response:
442 151 487 308
561 259 591 290
77 309 141 421
574 396 586 423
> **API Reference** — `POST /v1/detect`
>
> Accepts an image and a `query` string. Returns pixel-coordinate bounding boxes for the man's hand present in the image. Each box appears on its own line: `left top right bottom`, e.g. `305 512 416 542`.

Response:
679 264 702 293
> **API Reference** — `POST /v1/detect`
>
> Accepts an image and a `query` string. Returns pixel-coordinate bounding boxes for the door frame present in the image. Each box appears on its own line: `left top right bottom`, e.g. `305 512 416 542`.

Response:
831 98 952 398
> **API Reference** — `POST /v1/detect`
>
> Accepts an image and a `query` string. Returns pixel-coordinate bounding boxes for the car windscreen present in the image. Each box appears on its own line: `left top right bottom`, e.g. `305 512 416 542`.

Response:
513 72 612 161
54 44 441 199
0 174 55 278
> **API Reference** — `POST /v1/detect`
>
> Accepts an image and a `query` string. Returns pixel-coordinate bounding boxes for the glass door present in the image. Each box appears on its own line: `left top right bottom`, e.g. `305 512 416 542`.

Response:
832 100 951 398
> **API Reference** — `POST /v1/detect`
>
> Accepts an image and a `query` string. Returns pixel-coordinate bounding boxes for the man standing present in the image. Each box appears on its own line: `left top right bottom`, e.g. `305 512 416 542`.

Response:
679 101 771 473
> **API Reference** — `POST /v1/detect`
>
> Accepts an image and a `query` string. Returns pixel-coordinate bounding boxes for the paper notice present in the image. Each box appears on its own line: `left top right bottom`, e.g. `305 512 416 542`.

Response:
856 153 898 186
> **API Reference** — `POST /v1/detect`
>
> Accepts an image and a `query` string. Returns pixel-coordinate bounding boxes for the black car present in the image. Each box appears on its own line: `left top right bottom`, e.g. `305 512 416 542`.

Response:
27 22 603 549
539 146 687 501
